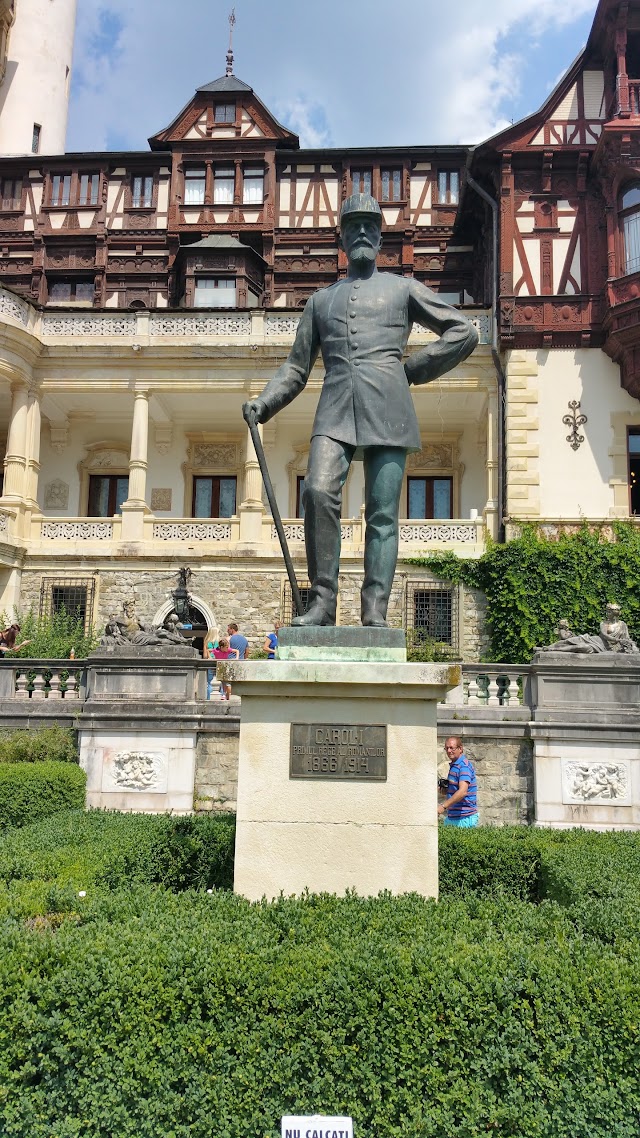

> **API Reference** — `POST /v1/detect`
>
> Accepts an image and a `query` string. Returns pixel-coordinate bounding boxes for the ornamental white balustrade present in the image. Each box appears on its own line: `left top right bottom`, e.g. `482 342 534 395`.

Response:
23 513 484 552
271 517 483 550
0 288 492 348
40 519 115 541
152 520 235 542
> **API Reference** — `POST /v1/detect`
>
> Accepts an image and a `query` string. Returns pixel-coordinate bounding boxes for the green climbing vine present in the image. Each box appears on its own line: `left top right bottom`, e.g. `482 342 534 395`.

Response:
409 522 640 663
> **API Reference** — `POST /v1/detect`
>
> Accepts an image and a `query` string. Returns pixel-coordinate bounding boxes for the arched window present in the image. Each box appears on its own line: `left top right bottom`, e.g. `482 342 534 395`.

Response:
621 184 640 275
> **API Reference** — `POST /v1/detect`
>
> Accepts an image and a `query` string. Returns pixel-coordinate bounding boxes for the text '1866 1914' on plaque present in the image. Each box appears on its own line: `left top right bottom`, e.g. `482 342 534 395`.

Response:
290 723 387 781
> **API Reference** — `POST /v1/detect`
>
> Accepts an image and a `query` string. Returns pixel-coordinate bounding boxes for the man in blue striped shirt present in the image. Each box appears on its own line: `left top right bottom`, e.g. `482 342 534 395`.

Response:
438 737 479 827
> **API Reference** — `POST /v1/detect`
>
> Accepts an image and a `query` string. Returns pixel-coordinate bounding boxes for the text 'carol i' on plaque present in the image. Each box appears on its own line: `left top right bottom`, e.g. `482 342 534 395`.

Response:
290 723 387 781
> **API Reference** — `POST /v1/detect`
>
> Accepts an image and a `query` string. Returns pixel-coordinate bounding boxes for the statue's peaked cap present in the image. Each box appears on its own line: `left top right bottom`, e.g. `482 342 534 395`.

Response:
340 193 382 226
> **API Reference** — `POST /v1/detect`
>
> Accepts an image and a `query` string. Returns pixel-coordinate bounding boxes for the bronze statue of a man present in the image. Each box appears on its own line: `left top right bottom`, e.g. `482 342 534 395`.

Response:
243 193 479 627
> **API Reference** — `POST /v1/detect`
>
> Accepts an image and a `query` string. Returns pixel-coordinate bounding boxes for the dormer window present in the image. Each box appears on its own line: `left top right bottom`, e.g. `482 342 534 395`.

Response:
381 168 402 202
621 184 640 275
243 167 264 205
352 169 372 195
184 167 206 205
214 166 235 204
437 170 459 205
1 178 22 210
131 175 153 209
50 174 71 207
78 173 100 206
214 103 235 123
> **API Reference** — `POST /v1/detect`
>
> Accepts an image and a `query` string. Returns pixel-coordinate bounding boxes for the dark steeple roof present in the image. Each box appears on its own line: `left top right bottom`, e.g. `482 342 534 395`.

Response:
197 74 252 94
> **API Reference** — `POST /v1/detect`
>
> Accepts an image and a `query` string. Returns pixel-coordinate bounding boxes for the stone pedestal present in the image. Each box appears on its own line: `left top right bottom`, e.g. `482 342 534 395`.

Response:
531 653 640 829
229 655 459 900
80 654 201 812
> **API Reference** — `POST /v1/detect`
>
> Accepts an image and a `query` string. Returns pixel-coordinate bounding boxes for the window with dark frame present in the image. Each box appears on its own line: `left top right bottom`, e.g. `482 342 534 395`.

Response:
32 124 41 154
437 169 460 205
214 103 235 123
88 474 129 516
405 580 458 652
39 577 96 634
213 165 235 204
192 476 237 518
407 476 453 519
621 184 640 275
184 167 206 205
1 177 21 209
50 174 71 207
131 174 153 209
78 172 100 206
351 169 372 195
243 166 264 205
296 475 305 518
48 279 95 304
629 428 640 514
381 168 402 202
282 579 312 626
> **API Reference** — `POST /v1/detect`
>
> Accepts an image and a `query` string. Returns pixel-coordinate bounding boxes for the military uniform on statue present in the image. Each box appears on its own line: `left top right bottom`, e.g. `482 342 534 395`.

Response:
243 192 478 627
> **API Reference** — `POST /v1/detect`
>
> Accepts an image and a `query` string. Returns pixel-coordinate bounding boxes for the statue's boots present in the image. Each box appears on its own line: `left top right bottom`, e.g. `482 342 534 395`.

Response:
291 596 336 627
361 604 389 628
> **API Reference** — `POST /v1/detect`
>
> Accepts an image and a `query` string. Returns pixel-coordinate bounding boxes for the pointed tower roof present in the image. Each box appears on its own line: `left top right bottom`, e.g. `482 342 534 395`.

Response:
148 6 298 149
196 74 252 94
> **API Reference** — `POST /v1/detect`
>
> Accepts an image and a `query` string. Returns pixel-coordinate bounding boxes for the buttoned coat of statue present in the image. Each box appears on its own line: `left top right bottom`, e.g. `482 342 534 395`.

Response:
243 193 479 627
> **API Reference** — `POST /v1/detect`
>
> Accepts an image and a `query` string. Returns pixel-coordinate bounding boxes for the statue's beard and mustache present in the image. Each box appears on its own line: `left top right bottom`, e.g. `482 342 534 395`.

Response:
348 240 377 268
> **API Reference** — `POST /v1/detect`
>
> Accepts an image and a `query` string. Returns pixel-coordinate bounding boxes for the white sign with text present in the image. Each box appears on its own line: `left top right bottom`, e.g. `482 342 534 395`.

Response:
281 1116 353 1138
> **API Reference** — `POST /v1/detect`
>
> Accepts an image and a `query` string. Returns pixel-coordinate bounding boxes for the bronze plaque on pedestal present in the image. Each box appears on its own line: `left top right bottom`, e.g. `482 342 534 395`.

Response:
290 723 387 781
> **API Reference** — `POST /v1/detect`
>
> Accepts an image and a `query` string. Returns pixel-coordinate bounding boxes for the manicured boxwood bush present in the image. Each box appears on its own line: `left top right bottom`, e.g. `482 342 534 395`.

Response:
439 824 543 900
0 808 235 890
0 762 85 831
0 817 639 1136
0 887 637 1137
0 724 78 764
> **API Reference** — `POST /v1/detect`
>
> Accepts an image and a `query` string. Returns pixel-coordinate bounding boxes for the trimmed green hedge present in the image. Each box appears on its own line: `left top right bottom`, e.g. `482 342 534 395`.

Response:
0 762 85 831
0 887 637 1136
0 725 78 765
0 816 639 1136
0 809 235 890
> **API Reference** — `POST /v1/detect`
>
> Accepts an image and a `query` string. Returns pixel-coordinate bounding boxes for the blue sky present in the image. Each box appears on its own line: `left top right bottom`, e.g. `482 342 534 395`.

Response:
66 1 599 154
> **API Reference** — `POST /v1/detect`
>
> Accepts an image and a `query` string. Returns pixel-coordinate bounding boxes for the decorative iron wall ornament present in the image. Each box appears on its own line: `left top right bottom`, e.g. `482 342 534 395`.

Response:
562 400 588 450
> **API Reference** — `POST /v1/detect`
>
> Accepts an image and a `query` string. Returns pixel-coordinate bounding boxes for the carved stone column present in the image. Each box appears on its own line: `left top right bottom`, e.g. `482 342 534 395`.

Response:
484 391 499 540
120 389 150 540
2 381 29 502
238 422 265 544
25 389 42 514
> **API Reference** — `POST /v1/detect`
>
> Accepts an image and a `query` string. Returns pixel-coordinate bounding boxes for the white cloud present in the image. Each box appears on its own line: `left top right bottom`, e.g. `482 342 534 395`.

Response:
274 96 332 148
66 0 599 153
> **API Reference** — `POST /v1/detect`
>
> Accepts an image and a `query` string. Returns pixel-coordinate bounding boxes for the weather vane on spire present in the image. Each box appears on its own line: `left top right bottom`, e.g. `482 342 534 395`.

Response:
226 7 236 76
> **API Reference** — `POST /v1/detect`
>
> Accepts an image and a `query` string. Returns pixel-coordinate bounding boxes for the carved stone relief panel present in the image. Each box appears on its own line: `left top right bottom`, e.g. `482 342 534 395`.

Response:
405 443 454 471
561 759 631 806
192 443 239 469
102 749 168 793
151 488 172 511
44 479 69 510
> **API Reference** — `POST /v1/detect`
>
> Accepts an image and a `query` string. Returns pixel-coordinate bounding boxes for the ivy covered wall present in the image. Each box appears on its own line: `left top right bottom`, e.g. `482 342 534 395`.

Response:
411 524 640 663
